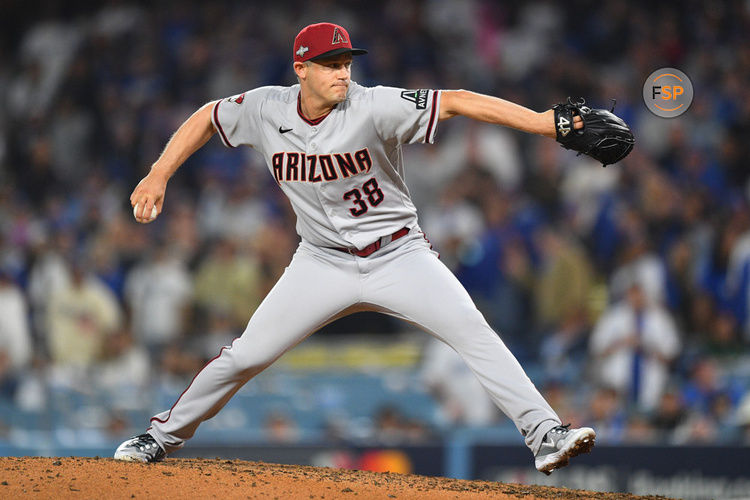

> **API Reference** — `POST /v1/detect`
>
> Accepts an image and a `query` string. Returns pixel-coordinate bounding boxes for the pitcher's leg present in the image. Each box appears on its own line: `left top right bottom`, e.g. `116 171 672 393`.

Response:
365 243 560 454
148 246 359 453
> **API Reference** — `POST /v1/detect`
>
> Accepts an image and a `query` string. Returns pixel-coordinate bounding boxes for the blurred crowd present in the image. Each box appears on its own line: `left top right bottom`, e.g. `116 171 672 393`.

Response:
1 0 750 447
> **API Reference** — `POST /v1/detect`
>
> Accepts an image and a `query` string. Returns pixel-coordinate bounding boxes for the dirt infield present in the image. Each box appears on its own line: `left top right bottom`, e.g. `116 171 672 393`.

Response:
0 457 668 499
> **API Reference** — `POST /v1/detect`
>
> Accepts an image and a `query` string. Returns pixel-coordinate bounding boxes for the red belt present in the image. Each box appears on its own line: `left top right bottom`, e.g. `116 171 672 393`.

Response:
334 227 410 257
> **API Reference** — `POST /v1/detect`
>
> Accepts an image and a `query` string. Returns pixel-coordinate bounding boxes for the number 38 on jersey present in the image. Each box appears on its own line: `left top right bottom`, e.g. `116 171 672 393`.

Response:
343 178 384 217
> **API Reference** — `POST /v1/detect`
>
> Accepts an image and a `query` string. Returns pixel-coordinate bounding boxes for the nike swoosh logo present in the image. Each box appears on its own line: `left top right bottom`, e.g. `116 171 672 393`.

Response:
279 126 293 134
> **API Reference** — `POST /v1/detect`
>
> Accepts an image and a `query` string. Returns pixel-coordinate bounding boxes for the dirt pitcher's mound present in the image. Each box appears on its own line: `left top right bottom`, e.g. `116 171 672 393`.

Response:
0 457 667 499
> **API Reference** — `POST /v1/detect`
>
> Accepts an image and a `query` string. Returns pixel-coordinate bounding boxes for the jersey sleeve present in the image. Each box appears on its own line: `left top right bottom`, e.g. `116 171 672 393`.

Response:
370 86 441 145
211 87 268 148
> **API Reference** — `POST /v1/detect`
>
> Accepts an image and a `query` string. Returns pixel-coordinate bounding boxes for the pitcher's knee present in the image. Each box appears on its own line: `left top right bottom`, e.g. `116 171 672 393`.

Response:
447 309 491 336
223 341 277 378
435 310 499 347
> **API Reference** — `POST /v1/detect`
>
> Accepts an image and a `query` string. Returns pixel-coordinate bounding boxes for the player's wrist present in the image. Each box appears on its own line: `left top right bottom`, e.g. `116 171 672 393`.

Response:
539 110 557 138
148 163 174 181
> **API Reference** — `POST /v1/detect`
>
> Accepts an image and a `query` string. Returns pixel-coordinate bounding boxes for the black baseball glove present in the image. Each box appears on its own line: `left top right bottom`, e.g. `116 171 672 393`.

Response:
553 98 635 167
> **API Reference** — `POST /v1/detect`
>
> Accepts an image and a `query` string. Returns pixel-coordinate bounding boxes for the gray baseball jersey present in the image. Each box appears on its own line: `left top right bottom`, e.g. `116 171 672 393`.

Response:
211 83 438 249
140 82 562 460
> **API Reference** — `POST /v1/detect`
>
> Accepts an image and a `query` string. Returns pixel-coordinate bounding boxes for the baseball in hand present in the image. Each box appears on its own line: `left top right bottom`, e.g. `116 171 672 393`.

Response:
133 203 158 222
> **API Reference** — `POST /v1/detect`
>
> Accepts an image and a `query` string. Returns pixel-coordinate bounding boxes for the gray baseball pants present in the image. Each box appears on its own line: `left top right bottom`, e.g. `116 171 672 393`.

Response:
148 232 561 454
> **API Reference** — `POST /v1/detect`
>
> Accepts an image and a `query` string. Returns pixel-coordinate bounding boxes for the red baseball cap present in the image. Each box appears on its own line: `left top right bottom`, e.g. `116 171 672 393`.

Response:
293 22 367 62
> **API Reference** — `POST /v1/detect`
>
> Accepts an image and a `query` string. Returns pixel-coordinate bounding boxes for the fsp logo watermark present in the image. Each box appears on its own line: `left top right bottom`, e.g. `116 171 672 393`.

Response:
643 68 693 118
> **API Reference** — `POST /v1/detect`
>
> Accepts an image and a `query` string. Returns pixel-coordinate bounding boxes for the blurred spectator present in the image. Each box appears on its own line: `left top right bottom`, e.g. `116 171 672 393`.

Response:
46 258 122 370
193 238 263 330
27 231 73 337
401 125 465 216
610 237 668 306
455 183 516 300
524 137 565 215
95 325 151 410
650 390 688 437
459 121 524 191
539 312 589 383
421 337 499 427
560 159 620 255
12 13 82 118
541 381 583 429
534 226 594 332
419 182 485 271
672 413 719 445
14 137 64 206
681 358 744 416
709 392 737 439
700 310 744 360
159 342 204 386
665 236 698 322
189 307 238 362
49 96 94 185
13 355 48 412
0 269 32 399
585 387 626 444
253 220 299 293
263 410 299 443
104 412 132 439
7 61 48 120
373 405 431 444
196 176 268 241
590 283 681 412
623 413 657 444
124 242 192 355
489 237 534 345
88 236 128 300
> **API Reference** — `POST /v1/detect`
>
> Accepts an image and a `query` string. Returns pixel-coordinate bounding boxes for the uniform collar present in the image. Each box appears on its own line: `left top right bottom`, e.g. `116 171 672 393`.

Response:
296 92 336 126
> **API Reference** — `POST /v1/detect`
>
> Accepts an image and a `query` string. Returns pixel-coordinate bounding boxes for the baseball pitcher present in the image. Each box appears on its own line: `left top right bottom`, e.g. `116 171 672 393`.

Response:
117 22 633 474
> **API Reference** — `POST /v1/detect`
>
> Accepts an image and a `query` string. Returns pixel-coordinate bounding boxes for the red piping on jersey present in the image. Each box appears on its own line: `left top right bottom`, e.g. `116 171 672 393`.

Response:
297 93 333 126
213 100 235 148
149 338 239 426
425 91 438 144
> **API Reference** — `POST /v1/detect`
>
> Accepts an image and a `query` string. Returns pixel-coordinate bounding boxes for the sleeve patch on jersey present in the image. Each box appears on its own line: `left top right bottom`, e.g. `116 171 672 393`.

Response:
227 93 245 104
400 89 429 109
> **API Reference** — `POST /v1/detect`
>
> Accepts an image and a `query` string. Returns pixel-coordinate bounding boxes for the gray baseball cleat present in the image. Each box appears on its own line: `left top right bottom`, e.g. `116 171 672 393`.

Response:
114 433 166 463
534 424 595 475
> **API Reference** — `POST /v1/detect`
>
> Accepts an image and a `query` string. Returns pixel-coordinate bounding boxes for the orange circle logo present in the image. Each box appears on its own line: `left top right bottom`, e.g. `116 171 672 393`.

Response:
643 68 693 118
